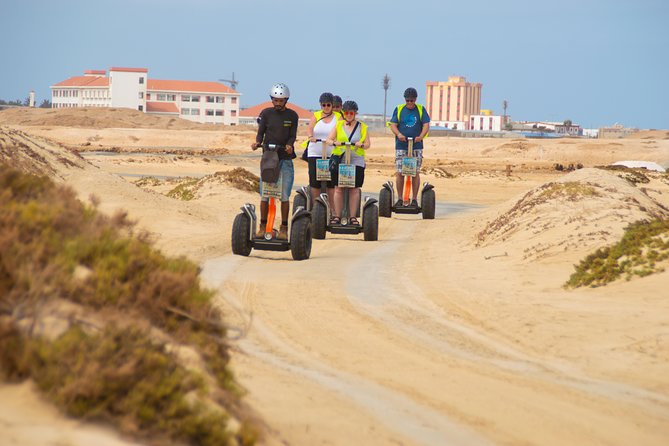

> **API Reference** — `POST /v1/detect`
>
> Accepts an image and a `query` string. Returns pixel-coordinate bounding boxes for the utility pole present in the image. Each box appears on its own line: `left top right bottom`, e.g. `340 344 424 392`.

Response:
502 99 508 124
218 72 238 90
382 74 391 128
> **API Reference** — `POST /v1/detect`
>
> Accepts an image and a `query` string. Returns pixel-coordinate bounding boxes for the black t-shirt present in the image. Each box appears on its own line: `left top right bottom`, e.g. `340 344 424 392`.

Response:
256 107 299 160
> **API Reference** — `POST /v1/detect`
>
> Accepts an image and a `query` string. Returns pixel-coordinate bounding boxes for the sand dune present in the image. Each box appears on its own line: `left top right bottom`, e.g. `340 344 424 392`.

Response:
1 108 669 445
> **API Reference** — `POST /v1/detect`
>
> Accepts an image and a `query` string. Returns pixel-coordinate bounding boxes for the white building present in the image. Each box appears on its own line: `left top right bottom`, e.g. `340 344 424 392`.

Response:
50 67 240 125
468 114 503 131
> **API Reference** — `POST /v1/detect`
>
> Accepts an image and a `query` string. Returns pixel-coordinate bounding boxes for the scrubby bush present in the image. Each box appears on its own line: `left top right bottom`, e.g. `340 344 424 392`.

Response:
0 163 256 445
566 218 669 288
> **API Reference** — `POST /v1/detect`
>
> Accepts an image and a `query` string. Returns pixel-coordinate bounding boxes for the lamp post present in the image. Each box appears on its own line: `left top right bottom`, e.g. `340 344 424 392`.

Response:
382 74 391 130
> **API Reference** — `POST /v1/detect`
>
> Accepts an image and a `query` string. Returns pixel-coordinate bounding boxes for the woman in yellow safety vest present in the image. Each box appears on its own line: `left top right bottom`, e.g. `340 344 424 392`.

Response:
303 92 339 206
325 100 371 226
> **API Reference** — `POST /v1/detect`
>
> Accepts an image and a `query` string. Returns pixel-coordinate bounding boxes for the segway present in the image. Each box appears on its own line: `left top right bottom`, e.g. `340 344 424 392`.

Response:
231 144 312 260
292 138 330 214
312 141 378 241
378 137 435 219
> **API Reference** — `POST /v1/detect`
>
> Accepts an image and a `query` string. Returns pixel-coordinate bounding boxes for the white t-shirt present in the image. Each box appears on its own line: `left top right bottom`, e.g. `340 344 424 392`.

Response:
307 115 338 157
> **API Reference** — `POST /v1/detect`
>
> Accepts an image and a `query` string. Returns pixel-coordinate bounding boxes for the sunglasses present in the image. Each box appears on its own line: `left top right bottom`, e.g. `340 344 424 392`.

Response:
321 103 332 107
405 99 416 102
343 111 356 116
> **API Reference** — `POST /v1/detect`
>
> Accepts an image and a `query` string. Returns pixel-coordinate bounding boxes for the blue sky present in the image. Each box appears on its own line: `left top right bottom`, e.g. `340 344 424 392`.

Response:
2 0 668 129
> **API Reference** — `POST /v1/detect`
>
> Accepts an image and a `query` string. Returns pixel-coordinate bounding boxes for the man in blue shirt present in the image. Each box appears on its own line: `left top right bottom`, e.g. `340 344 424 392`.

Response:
389 87 430 207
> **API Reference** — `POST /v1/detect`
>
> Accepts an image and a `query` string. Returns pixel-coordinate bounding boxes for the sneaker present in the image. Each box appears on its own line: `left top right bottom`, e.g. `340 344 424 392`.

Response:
277 224 288 240
394 199 403 208
411 199 418 207
255 227 266 238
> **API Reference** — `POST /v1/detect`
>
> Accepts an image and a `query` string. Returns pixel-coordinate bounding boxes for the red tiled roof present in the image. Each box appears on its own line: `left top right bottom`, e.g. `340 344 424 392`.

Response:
147 79 236 94
146 102 179 114
52 76 109 87
110 67 148 73
240 101 312 120
85 70 106 75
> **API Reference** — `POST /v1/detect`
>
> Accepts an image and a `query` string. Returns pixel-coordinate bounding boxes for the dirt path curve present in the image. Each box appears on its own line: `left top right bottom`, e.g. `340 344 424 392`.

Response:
201 205 669 446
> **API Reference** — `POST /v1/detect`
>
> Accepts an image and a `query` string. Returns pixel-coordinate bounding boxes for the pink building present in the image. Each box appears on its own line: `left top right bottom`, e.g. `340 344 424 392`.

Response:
426 76 482 129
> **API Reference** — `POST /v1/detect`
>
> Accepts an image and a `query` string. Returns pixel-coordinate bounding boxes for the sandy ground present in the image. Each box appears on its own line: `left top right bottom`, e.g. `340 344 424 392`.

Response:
1 113 669 445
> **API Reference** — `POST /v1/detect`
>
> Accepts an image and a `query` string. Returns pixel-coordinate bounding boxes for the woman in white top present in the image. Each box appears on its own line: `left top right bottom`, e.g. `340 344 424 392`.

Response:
305 92 339 206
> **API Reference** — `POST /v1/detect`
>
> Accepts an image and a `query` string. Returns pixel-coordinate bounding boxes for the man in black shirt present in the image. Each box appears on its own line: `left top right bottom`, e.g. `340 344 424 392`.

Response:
251 82 299 240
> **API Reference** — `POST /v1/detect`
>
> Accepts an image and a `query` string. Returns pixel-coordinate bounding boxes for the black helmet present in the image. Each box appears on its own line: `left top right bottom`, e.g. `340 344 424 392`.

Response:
403 87 418 99
342 100 358 112
319 92 334 104
333 95 343 106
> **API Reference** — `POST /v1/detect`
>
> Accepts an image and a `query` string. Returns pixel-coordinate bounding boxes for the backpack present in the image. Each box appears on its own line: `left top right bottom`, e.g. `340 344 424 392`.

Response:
260 147 281 182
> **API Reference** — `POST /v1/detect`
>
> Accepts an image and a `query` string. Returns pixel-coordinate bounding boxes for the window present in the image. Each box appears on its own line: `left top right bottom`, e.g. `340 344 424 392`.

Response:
146 93 151 100
206 96 215 103
231 97 237 104
191 96 200 102
157 94 166 101
231 110 237 117
215 110 223 116
138 105 143 111
181 109 190 115
138 92 144 99
167 94 176 101
139 77 144 84
182 95 190 102
206 109 214 116
191 109 200 115
216 96 224 103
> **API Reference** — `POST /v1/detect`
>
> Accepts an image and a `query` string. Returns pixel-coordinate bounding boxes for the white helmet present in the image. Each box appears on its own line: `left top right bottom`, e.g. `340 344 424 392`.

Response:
269 83 290 99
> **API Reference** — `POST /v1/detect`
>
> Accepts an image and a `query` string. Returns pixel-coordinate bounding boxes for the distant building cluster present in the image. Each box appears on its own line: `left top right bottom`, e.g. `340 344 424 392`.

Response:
50 67 241 125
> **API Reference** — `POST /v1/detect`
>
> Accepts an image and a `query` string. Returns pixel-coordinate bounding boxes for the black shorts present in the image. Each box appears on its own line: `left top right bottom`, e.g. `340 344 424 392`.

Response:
331 165 365 188
307 157 336 189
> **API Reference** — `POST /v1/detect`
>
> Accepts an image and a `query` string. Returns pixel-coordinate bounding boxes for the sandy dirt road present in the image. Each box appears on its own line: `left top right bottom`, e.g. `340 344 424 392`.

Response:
201 206 669 446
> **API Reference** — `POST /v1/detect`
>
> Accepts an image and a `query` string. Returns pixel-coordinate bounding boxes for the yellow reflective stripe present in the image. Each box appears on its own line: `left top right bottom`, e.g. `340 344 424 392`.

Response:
332 121 367 156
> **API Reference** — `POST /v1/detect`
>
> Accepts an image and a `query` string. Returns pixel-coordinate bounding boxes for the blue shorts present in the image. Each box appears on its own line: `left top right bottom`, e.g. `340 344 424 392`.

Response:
260 159 294 202
395 149 423 173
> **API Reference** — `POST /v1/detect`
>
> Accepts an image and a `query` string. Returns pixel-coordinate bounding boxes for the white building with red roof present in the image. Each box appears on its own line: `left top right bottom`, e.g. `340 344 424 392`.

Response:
50 67 241 125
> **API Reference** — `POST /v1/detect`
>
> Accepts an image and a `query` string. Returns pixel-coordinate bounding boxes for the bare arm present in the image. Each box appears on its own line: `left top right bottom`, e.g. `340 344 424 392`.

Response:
306 115 317 141
416 122 430 142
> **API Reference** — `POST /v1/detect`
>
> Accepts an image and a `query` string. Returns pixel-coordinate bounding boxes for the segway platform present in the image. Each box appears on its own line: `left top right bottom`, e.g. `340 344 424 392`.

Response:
251 235 291 251
329 221 363 235
392 202 421 214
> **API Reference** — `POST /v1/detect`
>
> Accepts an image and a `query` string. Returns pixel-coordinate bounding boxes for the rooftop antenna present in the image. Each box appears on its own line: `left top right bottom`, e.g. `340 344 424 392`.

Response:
219 72 238 90
382 73 391 127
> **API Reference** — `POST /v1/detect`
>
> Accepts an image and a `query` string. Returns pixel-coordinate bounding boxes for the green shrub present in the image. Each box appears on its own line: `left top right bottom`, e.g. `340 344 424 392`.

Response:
0 164 254 445
566 218 669 287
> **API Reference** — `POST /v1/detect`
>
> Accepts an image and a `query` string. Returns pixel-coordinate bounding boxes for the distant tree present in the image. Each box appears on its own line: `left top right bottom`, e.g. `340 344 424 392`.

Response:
0 98 24 106
23 96 31 106
563 119 572 127
504 122 513 131
39 99 52 108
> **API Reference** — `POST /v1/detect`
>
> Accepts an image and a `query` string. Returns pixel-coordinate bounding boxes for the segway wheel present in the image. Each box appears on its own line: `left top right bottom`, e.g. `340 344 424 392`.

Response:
231 212 252 256
422 189 436 220
363 204 379 241
312 200 327 240
292 192 308 214
290 216 312 260
379 187 392 218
